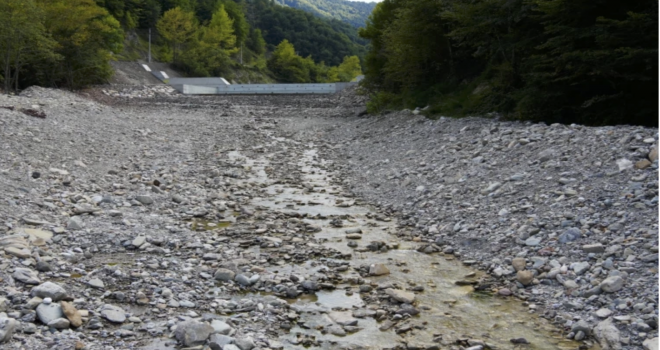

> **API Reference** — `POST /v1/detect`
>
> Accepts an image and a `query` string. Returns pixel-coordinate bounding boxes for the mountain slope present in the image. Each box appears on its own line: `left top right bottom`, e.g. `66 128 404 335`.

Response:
273 0 376 28
246 0 367 66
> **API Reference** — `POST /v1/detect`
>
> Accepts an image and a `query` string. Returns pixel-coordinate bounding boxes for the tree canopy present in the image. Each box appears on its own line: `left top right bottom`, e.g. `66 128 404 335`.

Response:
360 0 658 126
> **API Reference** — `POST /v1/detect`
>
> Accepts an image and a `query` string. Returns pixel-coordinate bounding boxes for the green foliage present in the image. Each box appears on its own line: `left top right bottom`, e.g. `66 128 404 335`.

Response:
41 0 124 89
267 39 359 83
156 7 198 62
273 0 376 28
247 28 266 55
336 55 361 82
267 39 310 82
0 0 60 93
246 0 365 66
359 0 658 126
366 91 400 114
178 4 238 76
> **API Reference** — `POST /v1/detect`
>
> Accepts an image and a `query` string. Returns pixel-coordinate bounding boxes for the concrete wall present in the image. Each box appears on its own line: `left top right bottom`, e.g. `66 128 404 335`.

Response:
178 82 358 95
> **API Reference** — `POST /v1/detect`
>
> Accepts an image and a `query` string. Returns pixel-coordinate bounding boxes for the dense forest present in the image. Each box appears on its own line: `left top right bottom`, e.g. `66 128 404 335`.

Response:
0 0 364 92
360 0 658 126
273 0 376 28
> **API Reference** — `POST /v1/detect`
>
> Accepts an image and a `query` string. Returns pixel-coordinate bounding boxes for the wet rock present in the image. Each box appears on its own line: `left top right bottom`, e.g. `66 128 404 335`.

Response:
384 289 416 304
61 301 82 327
0 317 18 343
329 311 358 326
594 318 621 350
369 263 390 276
600 276 624 293
32 282 67 301
13 268 40 284
175 320 214 347
100 304 126 323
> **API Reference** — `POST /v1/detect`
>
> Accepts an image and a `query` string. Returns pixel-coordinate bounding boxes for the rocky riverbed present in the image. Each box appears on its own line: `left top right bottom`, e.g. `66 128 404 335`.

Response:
0 85 657 350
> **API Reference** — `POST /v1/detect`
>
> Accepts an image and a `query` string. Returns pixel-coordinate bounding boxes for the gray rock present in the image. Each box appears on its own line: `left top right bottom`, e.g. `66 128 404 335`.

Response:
235 337 255 350
12 268 40 284
559 228 581 243
600 276 624 293
136 195 154 205
571 320 591 336
67 216 83 230
174 320 214 347
209 334 234 350
384 288 415 303
369 263 390 276
328 311 358 326
481 182 502 194
132 235 146 247
525 237 542 246
214 269 236 282
211 320 233 335
572 262 590 275
643 338 658 350
100 304 126 323
180 300 195 308
87 278 104 289
594 318 622 350
595 308 613 318
47 317 70 329
583 244 605 253
223 345 241 350
31 282 67 301
36 303 63 325
234 274 251 286
0 317 18 343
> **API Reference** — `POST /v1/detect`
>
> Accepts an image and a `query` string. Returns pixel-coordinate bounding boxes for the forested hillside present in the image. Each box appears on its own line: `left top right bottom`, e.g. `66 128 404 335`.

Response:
0 0 364 92
273 0 376 28
360 0 658 126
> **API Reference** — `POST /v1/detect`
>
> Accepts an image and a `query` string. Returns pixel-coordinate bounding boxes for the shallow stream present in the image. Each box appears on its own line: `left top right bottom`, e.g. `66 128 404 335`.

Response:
233 142 583 350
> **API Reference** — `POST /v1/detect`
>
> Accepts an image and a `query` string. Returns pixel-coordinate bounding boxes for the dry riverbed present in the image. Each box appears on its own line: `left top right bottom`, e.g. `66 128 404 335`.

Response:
0 86 657 350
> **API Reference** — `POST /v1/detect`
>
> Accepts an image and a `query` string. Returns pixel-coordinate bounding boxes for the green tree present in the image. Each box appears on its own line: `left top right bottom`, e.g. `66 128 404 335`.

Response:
337 55 361 82
38 0 124 89
247 28 266 55
218 0 249 45
204 4 238 50
267 39 310 82
517 0 658 125
156 7 198 62
0 0 60 93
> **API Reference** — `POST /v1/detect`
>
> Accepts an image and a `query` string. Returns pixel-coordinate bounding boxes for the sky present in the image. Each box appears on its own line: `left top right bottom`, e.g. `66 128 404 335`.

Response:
346 0 382 2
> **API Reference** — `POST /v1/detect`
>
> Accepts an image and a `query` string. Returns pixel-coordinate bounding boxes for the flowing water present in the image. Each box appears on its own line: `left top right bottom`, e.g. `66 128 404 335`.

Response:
230 141 585 350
